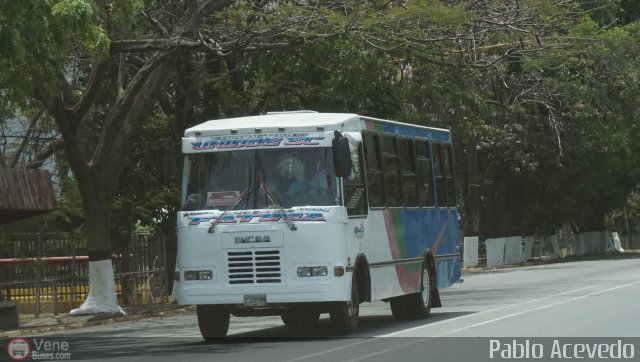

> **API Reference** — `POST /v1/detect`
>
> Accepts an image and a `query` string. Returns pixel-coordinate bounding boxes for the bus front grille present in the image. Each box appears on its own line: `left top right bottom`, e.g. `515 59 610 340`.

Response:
227 250 282 284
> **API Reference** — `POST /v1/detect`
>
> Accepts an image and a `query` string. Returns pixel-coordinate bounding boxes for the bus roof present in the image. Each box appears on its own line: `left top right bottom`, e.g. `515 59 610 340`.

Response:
184 112 450 137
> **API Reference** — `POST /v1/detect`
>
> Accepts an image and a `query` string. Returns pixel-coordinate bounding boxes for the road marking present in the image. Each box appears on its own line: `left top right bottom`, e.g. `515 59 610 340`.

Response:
288 284 605 361
286 338 378 362
381 281 640 338
379 284 596 337
345 339 429 362
437 280 640 336
344 280 640 361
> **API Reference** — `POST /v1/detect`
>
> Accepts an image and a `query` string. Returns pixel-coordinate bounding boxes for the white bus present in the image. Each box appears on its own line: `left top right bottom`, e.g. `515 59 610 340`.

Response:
175 112 461 339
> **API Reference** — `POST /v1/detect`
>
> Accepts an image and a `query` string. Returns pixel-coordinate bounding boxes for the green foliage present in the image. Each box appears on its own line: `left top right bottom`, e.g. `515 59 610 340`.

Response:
570 16 600 37
0 1 110 105
580 0 622 24
401 0 470 29
621 0 640 23
2 0 640 242
111 112 181 240
599 26 634 52
105 0 149 30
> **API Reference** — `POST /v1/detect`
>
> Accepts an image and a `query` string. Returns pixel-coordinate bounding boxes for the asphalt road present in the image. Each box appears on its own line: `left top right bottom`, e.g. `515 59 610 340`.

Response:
27 257 640 361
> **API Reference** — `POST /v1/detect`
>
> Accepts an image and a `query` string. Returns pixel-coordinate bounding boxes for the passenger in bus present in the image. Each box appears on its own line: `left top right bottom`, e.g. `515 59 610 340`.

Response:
275 152 331 198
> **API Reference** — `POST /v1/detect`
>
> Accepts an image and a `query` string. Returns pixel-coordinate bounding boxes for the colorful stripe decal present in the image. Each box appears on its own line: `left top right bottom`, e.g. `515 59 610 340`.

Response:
365 120 382 131
431 218 449 255
383 209 421 294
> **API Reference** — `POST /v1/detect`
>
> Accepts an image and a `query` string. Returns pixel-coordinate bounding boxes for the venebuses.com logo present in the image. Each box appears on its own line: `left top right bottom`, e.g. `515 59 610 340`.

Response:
6 337 71 361
7 338 30 360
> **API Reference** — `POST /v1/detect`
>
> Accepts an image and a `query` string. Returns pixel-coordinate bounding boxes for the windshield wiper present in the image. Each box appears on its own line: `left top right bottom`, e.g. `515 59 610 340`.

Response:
260 182 297 231
208 186 252 234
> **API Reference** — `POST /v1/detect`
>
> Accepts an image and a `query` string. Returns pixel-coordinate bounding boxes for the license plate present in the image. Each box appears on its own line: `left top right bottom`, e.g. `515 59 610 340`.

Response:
243 294 267 307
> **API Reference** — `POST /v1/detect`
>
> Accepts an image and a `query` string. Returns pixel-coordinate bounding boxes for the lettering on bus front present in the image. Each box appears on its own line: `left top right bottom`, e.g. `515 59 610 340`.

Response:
187 213 327 225
235 235 271 243
191 136 325 150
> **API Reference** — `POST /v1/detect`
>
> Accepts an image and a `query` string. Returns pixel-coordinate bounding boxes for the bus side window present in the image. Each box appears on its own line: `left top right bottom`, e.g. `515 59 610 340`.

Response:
416 139 434 207
381 134 401 207
432 142 446 208
363 133 384 208
398 137 418 207
183 156 205 210
344 144 368 216
443 143 456 207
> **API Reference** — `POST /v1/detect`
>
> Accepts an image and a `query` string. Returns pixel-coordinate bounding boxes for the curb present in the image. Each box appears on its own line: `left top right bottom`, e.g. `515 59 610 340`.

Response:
462 250 640 274
3 305 196 337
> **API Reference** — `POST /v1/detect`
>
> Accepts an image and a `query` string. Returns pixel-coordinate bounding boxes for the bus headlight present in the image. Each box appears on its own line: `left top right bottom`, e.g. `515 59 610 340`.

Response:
297 266 328 277
184 270 214 281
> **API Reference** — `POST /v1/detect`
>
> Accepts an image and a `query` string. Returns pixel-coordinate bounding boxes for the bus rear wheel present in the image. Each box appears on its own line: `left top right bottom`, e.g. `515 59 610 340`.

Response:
406 263 433 319
330 275 359 334
390 296 410 320
390 262 433 320
197 305 230 340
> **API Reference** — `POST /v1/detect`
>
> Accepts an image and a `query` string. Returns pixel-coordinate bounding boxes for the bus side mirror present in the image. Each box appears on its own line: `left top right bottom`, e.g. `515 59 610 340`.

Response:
332 135 352 178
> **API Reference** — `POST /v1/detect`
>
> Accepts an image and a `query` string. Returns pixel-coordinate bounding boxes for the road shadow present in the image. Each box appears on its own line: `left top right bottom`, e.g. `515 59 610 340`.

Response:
224 311 474 340
3 311 475 360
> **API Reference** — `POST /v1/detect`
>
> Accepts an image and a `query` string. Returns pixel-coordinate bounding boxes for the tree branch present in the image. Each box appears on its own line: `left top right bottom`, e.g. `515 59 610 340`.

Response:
26 139 64 169
10 110 43 168
90 51 173 171
74 60 113 118
93 0 235 184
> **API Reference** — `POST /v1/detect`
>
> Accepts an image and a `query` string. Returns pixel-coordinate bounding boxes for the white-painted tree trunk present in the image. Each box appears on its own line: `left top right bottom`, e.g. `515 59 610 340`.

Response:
485 238 506 267
70 259 125 315
503 236 525 264
612 232 625 252
463 236 479 268
524 235 535 260
575 231 608 256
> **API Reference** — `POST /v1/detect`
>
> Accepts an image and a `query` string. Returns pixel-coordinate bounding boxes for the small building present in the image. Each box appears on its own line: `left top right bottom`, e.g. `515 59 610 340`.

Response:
0 169 56 225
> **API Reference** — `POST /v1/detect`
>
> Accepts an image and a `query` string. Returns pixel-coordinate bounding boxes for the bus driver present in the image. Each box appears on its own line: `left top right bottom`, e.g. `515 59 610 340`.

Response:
276 153 327 196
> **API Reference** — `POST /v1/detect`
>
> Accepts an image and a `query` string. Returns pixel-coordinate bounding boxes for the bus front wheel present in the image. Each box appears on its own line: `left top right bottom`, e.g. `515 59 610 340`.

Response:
330 275 359 334
282 309 320 326
197 305 230 340
299 311 321 325
281 310 300 326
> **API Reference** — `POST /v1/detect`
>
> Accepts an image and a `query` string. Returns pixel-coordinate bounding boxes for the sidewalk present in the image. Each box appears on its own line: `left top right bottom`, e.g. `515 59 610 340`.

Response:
2 304 195 338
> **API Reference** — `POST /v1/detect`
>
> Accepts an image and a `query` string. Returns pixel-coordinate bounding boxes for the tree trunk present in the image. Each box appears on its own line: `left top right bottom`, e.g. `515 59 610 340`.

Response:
29 0 223 317
69 258 124 315
479 160 525 240
70 178 124 315
455 137 480 236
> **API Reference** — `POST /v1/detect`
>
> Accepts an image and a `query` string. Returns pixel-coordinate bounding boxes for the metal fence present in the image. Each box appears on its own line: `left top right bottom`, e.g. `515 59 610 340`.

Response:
0 232 168 317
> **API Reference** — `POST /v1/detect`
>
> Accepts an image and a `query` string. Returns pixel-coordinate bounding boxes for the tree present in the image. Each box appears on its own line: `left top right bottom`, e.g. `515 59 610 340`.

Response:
3 0 639 314
0 0 362 314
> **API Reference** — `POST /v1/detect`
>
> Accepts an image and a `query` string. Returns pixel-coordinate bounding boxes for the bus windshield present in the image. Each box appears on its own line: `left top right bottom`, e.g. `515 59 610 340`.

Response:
182 148 340 211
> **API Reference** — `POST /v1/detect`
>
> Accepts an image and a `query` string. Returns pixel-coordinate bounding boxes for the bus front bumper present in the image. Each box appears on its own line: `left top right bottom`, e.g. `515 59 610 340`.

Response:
175 281 349 306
